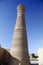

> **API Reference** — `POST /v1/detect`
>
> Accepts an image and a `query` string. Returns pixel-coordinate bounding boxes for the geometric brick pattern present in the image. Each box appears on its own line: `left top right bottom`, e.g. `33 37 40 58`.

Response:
10 4 30 65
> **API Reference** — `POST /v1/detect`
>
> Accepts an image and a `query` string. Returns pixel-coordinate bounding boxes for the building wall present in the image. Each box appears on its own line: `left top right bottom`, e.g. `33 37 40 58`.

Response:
0 48 10 65
38 48 43 65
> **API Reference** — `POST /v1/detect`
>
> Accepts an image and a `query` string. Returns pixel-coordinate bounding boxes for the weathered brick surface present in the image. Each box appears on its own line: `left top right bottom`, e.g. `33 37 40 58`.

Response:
10 4 30 65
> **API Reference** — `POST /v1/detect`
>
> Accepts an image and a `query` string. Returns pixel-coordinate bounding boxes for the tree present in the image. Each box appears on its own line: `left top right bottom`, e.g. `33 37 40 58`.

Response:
31 53 35 58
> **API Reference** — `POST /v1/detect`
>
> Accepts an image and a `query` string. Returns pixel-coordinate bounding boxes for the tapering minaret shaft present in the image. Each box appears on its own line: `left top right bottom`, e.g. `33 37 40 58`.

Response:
10 5 30 65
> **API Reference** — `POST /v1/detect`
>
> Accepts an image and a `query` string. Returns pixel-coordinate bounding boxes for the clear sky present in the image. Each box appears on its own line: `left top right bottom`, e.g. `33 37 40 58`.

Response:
0 0 43 54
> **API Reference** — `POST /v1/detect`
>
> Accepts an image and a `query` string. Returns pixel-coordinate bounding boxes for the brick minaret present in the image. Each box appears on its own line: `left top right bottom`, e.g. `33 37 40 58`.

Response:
10 4 30 65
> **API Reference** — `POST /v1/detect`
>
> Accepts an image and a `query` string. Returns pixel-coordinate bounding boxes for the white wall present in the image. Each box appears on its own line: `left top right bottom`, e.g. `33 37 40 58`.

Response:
38 48 43 65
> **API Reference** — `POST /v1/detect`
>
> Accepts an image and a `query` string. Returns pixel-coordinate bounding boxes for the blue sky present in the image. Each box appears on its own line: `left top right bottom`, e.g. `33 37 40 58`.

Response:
0 0 43 54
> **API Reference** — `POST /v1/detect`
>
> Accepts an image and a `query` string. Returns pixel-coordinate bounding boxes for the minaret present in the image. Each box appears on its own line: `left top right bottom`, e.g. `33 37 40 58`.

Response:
10 4 30 65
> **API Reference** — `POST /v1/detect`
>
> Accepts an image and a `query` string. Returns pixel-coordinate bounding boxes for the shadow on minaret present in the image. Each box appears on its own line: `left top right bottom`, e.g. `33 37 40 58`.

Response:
0 47 21 65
